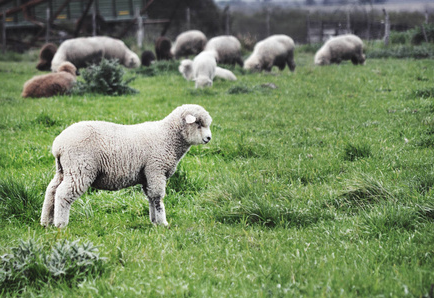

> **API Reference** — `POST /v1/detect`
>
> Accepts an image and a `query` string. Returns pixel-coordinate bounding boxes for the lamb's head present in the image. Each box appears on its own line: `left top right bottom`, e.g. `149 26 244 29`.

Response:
243 55 261 71
173 104 212 145
125 51 141 68
314 46 331 66
179 59 194 80
194 76 213 88
57 62 78 76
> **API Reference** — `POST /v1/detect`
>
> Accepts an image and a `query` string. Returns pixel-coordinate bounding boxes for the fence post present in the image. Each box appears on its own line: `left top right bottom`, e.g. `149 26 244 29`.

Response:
92 4 96 36
2 10 5 54
425 9 429 24
45 8 50 43
136 6 143 48
224 5 230 35
346 9 351 33
382 8 390 46
186 7 190 31
265 7 270 37
306 11 310 44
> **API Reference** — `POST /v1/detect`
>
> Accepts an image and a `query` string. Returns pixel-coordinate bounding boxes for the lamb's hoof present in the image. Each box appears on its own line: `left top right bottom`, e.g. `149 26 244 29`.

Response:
53 221 68 228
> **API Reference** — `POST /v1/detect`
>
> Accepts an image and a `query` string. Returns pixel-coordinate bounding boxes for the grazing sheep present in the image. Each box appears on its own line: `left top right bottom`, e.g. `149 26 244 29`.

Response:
204 35 243 66
155 36 173 60
22 62 77 98
141 50 156 67
314 34 366 66
244 34 296 72
41 104 212 228
36 43 57 71
51 36 141 72
171 30 207 59
179 52 237 88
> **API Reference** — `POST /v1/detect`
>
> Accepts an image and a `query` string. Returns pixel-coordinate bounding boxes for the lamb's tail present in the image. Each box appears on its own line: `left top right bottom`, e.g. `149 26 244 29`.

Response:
215 67 237 81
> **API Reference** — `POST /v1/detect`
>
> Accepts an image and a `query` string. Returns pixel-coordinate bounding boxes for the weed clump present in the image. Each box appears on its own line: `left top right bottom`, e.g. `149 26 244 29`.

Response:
0 177 43 223
135 60 179 77
343 142 372 161
0 239 106 293
71 59 138 96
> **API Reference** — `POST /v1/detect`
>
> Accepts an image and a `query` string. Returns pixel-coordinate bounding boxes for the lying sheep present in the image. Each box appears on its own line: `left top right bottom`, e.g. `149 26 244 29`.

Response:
51 36 141 72
41 104 212 228
155 36 173 60
171 30 207 59
314 34 365 66
36 43 57 71
204 35 243 66
244 34 296 72
179 51 237 88
22 62 77 98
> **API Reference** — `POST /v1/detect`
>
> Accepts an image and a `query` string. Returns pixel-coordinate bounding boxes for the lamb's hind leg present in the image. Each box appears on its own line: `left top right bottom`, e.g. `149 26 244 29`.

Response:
41 172 62 227
53 174 93 228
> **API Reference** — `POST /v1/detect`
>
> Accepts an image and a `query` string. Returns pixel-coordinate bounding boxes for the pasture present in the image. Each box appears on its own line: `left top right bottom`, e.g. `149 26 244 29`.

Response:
1 52 434 297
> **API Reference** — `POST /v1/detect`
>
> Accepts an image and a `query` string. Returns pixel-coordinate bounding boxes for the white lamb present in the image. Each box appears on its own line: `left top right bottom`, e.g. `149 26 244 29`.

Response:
314 34 365 66
179 51 236 88
204 35 243 66
244 34 296 72
171 30 207 59
41 104 212 228
51 36 141 72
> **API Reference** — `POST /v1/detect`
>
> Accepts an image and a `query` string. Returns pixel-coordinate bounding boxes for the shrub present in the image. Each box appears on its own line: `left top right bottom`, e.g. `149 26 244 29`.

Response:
410 24 434 45
71 59 138 96
0 239 106 293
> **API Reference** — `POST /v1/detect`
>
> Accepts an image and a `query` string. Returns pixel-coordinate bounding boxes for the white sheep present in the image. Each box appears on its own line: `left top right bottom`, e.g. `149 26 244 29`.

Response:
244 34 296 72
22 62 77 98
314 34 366 66
41 104 212 228
204 35 243 66
171 30 207 59
179 51 237 88
51 36 141 72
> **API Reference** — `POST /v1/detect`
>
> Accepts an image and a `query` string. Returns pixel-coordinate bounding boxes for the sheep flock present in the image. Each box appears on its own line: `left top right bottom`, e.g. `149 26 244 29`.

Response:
18 30 366 228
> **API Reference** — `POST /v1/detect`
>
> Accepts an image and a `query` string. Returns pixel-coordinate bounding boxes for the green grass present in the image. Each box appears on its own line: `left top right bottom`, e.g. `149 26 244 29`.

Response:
1 53 434 297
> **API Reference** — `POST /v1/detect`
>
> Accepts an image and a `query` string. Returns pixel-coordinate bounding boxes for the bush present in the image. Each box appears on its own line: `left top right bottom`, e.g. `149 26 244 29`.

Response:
0 239 106 293
71 59 138 96
410 24 434 45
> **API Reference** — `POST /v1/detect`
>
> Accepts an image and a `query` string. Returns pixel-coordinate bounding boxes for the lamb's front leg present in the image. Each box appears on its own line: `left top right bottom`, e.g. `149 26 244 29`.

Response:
145 174 168 226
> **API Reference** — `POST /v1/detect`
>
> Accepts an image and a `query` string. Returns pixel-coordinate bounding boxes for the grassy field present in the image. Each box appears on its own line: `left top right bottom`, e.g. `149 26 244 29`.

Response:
1 52 434 297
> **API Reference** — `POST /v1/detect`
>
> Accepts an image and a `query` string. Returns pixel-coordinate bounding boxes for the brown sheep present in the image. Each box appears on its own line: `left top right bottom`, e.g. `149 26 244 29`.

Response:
22 62 77 98
36 43 58 71
155 36 173 60
141 50 156 67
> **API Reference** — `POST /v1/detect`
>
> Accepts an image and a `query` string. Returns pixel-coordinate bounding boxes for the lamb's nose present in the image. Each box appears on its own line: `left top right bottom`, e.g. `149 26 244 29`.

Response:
204 136 211 143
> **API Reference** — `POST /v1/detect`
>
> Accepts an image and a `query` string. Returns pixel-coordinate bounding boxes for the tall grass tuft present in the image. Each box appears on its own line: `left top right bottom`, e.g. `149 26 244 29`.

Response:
0 177 43 223
205 175 330 227
71 59 138 96
0 239 106 293
343 142 372 161
335 174 395 213
135 60 179 77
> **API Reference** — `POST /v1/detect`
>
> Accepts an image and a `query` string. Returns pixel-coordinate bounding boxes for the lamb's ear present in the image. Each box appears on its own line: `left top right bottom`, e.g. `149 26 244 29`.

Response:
185 114 196 124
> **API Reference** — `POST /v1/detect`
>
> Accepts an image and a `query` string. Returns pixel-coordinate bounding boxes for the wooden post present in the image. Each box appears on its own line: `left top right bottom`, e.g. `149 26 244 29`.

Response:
425 9 429 24
225 6 230 35
136 6 143 48
2 10 5 54
346 9 351 34
266 7 270 37
306 11 310 44
382 8 390 46
186 7 190 31
45 8 50 43
92 4 96 36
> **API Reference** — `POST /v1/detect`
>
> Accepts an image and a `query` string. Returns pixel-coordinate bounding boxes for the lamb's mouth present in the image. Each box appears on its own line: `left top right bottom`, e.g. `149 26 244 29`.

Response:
203 137 211 144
